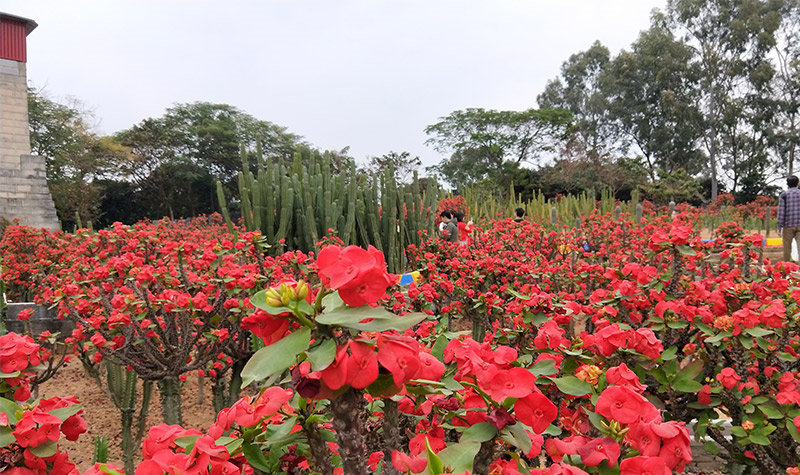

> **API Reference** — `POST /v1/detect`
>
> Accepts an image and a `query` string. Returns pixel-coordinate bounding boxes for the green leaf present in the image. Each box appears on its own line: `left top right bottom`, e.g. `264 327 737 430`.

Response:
442 377 464 391
0 425 13 448
174 435 200 450
704 441 720 455
502 423 532 454
307 339 337 372
460 422 496 443
676 244 696 256
675 359 704 381
738 336 754 349
730 426 747 438
744 327 773 337
666 320 688 329
704 331 732 344
97 464 125 475
316 306 427 332
437 441 480 473
425 437 445 475
263 417 300 446
748 433 770 446
542 424 561 436
241 328 311 388
242 441 272 472
225 438 243 455
29 439 57 458
660 346 678 361
529 358 557 376
250 289 293 315
0 398 22 425
585 411 606 432
549 376 592 397
672 379 703 393
758 405 783 420
788 419 800 442
48 404 82 422
431 334 448 362
321 291 345 312
779 352 798 362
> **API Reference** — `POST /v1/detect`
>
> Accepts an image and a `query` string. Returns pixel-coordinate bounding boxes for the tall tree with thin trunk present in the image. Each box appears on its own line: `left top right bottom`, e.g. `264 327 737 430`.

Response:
664 0 783 199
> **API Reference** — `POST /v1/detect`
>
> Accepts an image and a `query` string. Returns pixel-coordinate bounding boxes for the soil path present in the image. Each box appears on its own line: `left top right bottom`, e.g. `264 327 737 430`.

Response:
39 361 217 471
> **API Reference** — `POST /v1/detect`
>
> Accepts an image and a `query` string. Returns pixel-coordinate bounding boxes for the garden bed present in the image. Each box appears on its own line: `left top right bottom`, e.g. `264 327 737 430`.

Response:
38 360 217 471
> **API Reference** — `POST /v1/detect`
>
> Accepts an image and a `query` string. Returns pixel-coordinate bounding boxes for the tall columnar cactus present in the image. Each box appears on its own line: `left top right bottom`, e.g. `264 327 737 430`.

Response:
105 362 152 474
217 146 439 273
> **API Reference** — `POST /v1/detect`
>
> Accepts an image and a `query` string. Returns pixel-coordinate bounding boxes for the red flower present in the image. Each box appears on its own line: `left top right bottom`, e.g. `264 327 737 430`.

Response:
345 341 378 389
316 245 395 307
577 437 620 467
391 451 427 474
321 344 350 390
60 413 87 441
487 367 537 402
533 320 570 350
698 384 712 405
595 386 652 425
619 456 671 475
487 406 515 430
606 363 645 393
417 352 445 382
514 392 557 434
716 367 741 390
241 310 289 345
377 334 422 387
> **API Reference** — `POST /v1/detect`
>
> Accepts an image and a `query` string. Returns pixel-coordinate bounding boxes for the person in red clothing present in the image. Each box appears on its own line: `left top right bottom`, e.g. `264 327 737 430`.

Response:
454 212 473 246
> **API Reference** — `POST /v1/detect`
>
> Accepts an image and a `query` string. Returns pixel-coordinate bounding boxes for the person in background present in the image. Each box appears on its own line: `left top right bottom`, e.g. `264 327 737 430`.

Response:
778 175 800 262
454 212 473 246
439 210 459 243
513 208 525 223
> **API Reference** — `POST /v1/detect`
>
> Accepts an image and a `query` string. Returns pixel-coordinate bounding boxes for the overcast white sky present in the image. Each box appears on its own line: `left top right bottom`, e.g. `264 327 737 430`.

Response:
4 1 665 168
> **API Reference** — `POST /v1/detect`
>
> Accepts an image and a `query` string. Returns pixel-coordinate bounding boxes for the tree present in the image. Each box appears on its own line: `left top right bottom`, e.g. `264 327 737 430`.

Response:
770 0 800 176
115 102 302 219
606 25 705 182
360 151 421 185
538 41 625 162
664 0 784 199
28 86 131 228
424 107 572 190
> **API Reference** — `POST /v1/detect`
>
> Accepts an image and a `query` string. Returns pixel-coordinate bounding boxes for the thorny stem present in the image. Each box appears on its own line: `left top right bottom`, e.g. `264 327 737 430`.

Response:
329 388 368 475
301 405 334 475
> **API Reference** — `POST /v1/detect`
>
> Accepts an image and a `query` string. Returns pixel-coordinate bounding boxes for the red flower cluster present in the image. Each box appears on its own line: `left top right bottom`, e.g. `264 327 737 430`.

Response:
316 245 395 306
296 334 444 398
0 332 46 401
3 396 86 475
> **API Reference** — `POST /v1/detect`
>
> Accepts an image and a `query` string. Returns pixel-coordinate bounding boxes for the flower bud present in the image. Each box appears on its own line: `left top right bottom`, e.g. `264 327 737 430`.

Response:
295 280 309 300
264 288 284 307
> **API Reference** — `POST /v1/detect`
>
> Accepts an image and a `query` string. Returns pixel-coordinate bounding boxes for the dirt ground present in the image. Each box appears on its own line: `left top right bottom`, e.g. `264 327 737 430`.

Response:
38 360 217 471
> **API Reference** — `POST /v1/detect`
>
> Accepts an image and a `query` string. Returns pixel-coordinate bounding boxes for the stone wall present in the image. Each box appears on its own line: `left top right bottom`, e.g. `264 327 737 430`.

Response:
0 154 59 229
0 57 59 229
